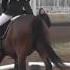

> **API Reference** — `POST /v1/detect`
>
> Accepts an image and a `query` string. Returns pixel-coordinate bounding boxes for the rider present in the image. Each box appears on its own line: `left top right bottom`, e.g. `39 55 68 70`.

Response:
0 0 33 37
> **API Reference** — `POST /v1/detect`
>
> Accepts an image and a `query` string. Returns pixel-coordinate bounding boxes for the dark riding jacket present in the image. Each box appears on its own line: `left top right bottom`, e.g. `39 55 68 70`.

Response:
2 0 33 16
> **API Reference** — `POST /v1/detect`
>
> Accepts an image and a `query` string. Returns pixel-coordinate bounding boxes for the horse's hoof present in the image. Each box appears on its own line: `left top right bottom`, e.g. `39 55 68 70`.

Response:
56 62 66 70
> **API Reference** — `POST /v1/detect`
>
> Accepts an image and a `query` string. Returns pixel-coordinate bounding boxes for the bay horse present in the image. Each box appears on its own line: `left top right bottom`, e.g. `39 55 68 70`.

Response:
0 13 65 70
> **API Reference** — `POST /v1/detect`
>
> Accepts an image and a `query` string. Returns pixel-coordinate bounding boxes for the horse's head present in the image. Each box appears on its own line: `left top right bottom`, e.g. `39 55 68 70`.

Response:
38 8 51 27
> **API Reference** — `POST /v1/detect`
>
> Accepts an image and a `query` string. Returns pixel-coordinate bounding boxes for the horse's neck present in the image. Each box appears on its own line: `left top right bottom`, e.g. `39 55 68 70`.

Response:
36 15 44 22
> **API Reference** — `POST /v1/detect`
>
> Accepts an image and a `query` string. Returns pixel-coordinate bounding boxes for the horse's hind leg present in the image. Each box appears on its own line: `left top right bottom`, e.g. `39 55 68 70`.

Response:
40 40 65 70
43 43 65 70
37 50 52 70
36 42 52 70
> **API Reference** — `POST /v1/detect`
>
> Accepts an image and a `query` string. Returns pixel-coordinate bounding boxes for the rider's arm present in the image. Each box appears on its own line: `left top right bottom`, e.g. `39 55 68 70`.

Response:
2 0 8 12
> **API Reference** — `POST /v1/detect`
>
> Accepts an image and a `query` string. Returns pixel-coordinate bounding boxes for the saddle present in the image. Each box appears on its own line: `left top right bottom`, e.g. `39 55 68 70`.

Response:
0 15 21 40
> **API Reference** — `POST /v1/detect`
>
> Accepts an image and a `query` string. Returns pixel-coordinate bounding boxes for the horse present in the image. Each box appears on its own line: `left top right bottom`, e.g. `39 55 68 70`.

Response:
32 14 65 70
0 13 65 70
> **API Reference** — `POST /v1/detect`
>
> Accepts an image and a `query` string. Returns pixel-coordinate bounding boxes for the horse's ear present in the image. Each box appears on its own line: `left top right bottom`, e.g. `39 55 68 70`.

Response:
39 8 46 15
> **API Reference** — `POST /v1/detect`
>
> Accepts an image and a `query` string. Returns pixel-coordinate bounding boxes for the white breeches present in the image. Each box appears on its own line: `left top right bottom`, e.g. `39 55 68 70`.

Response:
0 13 12 26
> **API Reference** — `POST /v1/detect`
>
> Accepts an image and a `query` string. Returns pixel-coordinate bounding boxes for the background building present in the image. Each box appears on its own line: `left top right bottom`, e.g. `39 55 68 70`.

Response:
0 0 70 14
30 0 70 23
0 0 70 22
30 0 70 15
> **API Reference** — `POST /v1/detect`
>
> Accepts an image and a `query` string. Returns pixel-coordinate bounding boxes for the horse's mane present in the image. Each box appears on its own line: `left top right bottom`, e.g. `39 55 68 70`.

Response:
32 14 48 45
36 13 51 28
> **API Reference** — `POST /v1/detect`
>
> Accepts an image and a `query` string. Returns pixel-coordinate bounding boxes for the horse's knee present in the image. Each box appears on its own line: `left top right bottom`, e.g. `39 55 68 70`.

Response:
44 59 52 70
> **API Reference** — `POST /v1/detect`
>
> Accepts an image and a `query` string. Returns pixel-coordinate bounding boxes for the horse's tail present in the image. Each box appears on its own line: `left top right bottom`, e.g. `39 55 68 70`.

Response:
32 15 65 69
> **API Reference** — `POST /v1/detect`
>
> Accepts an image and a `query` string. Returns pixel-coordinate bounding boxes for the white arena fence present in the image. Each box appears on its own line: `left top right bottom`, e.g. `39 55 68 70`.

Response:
0 62 70 70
